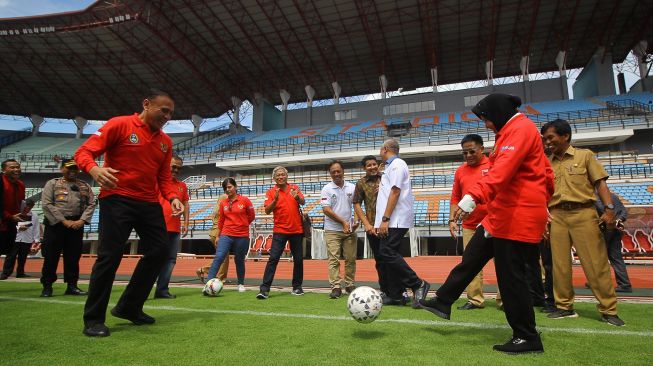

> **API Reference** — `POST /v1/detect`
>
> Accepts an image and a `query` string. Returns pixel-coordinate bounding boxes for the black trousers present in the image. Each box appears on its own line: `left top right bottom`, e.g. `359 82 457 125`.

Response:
525 245 545 306
2 241 30 276
0 226 17 256
368 232 405 298
604 230 632 288
83 195 168 327
540 240 554 305
378 228 421 297
1 227 18 274
436 227 539 341
259 233 303 292
40 223 84 285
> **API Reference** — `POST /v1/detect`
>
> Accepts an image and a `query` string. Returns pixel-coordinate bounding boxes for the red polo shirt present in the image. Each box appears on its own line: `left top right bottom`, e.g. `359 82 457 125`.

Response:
160 179 189 233
74 114 179 203
265 184 304 234
1 175 25 231
451 156 490 229
218 195 255 237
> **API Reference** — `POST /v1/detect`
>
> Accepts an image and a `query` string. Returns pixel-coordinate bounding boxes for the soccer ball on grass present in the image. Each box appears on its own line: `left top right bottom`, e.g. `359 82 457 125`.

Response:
203 278 224 297
347 286 383 323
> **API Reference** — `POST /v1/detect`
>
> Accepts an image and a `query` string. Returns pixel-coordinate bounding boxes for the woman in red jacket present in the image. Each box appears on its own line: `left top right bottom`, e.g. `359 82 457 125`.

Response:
206 178 255 293
420 93 554 355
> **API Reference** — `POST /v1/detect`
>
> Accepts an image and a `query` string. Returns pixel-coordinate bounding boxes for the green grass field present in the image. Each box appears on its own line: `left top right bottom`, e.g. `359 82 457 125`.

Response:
1 282 651 365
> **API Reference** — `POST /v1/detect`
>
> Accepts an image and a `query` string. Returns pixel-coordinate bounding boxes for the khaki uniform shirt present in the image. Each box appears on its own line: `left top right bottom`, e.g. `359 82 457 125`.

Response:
208 195 227 243
548 146 608 207
353 174 381 224
42 177 96 225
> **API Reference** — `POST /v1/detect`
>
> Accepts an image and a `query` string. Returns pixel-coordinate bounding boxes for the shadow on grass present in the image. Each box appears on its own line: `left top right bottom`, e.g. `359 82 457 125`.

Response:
351 329 387 339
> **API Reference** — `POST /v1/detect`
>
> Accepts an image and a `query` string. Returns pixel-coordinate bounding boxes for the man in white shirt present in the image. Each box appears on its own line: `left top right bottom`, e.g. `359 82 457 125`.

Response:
375 139 430 308
321 161 358 299
6 199 40 277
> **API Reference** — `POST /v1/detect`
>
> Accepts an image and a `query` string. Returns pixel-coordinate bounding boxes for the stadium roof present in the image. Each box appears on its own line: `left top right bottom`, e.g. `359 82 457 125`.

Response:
0 0 651 120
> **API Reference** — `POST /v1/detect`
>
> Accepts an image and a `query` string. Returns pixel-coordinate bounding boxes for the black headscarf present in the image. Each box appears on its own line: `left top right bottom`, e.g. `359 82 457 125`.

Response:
471 93 522 132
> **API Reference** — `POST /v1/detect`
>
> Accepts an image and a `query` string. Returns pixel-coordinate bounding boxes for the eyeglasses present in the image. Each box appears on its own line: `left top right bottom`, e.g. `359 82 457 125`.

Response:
170 165 182 170
462 149 478 155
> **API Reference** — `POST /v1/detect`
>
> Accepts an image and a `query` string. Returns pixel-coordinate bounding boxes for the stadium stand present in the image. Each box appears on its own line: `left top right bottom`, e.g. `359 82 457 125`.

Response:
3 93 652 169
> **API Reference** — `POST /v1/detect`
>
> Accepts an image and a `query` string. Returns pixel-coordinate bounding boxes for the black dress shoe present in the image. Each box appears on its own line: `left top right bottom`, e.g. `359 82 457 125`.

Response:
40 287 53 297
419 297 451 320
381 293 407 306
83 323 110 337
16 273 31 278
412 280 430 309
111 307 156 325
154 292 177 299
65 285 88 296
457 301 484 310
493 336 544 354
615 286 633 293
0 274 8 280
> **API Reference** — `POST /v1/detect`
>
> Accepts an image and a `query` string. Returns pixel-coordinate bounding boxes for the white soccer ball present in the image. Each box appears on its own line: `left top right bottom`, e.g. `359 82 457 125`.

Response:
203 278 224 297
347 286 383 323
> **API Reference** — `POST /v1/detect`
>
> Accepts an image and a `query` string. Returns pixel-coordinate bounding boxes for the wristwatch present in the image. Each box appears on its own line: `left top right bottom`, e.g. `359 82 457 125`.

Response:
382 216 390 222
605 204 615 210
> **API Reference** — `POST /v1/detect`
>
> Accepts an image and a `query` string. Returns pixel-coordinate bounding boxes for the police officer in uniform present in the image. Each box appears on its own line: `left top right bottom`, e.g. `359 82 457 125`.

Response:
40 159 96 297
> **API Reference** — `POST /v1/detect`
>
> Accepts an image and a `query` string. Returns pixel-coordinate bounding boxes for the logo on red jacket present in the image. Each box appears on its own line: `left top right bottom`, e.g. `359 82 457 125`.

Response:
481 169 489 176
161 143 168 153
129 133 139 144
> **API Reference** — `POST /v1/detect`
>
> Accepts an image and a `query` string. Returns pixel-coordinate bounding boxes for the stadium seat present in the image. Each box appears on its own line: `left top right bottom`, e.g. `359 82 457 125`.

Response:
621 231 643 256
247 234 265 260
633 229 653 254
260 234 273 255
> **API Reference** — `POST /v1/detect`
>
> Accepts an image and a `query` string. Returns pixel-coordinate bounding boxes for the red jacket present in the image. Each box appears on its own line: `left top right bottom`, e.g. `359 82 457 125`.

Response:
1 175 25 231
218 195 255 237
451 156 490 229
74 114 179 203
467 113 554 243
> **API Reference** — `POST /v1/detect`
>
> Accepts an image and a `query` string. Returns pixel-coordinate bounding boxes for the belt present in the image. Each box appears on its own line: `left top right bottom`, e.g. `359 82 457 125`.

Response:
65 215 81 220
551 202 594 211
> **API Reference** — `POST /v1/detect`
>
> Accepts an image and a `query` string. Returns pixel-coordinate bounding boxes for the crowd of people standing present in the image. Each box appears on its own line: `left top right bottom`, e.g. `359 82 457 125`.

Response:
0 91 638 355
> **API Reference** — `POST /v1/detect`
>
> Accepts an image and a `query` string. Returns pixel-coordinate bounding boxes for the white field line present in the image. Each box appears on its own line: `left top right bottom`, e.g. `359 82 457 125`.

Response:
2 296 652 338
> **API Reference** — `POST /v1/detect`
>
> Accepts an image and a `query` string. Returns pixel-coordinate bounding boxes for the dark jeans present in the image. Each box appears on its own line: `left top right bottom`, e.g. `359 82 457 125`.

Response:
378 228 420 298
40 224 84 285
2 241 30 276
436 226 539 341
207 235 249 285
83 195 168 327
155 232 180 295
604 230 632 289
260 233 303 292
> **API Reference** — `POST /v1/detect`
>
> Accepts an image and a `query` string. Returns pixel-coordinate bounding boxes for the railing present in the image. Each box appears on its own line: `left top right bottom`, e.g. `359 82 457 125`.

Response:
0 129 31 149
3 99 653 169
173 123 231 152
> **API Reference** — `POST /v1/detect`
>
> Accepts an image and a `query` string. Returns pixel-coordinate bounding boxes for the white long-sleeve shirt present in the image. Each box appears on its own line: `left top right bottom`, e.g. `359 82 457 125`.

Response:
15 211 40 243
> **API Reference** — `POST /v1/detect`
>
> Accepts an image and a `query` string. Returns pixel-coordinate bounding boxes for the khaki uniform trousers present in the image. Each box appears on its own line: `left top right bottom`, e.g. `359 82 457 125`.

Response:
325 230 357 289
550 207 617 315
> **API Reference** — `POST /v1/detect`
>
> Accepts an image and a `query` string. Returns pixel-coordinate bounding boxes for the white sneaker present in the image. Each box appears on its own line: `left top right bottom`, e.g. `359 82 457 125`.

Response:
237 285 246 292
